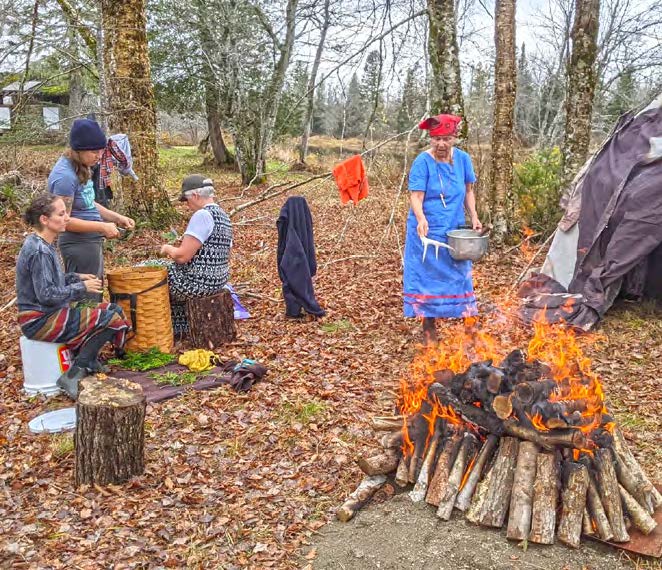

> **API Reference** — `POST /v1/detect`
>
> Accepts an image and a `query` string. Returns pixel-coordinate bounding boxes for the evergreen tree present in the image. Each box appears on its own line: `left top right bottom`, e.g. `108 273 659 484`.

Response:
396 65 425 132
515 43 536 145
342 73 365 138
360 49 384 139
275 61 309 138
605 68 638 122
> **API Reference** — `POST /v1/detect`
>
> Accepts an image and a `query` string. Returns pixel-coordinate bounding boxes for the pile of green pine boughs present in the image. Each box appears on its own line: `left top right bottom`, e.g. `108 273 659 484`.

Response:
107 347 176 371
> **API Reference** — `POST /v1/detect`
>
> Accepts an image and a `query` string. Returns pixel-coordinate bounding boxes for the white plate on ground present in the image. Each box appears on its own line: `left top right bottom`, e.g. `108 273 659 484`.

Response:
28 407 76 434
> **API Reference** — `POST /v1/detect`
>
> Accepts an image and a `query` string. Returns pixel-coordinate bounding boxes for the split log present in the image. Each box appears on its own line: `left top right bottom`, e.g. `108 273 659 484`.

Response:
612 427 661 511
407 403 433 483
380 431 403 450
186 289 236 349
336 475 387 522
75 378 146 486
529 452 560 545
503 419 587 450
595 448 630 542
492 394 513 420
394 456 409 487
428 383 504 435
410 426 442 502
371 416 409 431
437 433 477 520
515 379 557 406
619 484 657 535
357 451 399 476
585 471 614 541
468 437 519 528
455 434 498 512
557 462 589 548
582 507 595 536
486 370 504 394
613 449 656 515
506 441 539 541
426 429 463 507
466 455 495 524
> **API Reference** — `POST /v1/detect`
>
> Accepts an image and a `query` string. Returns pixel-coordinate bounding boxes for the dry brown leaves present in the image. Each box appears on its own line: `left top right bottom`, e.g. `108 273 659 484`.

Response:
0 146 659 568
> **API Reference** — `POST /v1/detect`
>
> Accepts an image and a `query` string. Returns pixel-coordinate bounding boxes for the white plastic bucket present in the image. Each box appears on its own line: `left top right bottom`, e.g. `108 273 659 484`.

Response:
20 336 72 396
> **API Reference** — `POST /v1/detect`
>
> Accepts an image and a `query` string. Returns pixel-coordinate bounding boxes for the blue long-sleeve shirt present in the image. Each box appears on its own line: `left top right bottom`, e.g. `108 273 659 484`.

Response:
16 234 87 312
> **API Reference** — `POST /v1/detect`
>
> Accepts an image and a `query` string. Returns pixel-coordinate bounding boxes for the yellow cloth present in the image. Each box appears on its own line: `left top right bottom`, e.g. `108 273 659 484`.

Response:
178 349 220 372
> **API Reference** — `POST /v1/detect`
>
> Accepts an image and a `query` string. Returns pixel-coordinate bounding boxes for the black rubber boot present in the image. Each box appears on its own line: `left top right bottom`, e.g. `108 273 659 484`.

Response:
74 329 116 370
56 365 88 400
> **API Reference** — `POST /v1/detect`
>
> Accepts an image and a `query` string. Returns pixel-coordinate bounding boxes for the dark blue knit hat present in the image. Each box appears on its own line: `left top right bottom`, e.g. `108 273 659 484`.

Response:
69 119 107 151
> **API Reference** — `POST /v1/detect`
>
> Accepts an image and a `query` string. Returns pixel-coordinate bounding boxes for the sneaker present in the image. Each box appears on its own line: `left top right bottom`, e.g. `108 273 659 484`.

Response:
56 366 88 400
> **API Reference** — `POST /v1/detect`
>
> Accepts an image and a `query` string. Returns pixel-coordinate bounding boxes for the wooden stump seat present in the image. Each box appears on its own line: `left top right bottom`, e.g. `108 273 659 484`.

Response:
186 289 236 349
75 377 146 486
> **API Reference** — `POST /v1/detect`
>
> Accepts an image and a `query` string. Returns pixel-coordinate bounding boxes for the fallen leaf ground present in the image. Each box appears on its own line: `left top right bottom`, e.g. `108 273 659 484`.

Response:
0 142 660 568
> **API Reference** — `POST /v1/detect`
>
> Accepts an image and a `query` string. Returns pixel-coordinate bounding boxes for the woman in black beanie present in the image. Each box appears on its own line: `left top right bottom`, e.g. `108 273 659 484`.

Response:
47 118 135 300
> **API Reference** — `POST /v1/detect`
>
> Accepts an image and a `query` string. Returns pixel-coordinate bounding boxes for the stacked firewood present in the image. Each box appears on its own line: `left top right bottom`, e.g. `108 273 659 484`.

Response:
337 350 660 548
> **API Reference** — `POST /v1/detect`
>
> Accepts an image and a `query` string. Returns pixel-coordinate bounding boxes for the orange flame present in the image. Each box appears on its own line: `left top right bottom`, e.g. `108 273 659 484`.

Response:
459 454 477 491
399 310 610 457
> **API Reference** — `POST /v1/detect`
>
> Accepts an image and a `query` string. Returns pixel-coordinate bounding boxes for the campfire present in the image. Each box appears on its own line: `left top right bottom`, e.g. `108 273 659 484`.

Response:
338 317 660 549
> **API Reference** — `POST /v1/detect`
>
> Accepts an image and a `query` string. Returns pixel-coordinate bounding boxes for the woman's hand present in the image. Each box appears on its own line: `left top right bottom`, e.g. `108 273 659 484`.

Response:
160 244 175 258
471 215 483 231
78 273 98 281
101 222 120 239
416 216 429 238
118 215 135 230
83 277 103 294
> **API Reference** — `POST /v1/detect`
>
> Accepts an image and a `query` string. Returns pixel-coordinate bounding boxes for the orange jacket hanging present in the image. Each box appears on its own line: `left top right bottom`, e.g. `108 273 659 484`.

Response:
332 154 369 205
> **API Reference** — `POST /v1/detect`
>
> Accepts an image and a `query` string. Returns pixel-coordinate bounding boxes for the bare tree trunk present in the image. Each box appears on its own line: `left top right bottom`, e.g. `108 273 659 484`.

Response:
205 88 234 167
299 0 331 164
67 29 84 119
238 0 298 185
101 0 174 226
562 0 600 185
490 0 517 244
427 0 467 139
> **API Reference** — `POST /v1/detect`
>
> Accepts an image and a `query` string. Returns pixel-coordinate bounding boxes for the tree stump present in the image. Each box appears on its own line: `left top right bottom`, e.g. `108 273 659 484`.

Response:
75 377 146 486
186 290 236 349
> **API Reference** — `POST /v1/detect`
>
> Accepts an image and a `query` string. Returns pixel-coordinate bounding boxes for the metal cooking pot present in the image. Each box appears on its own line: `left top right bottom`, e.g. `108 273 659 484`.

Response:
446 228 489 261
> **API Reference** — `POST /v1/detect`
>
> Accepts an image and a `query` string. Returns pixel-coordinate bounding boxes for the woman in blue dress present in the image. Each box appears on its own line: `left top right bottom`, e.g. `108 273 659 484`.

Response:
403 114 482 344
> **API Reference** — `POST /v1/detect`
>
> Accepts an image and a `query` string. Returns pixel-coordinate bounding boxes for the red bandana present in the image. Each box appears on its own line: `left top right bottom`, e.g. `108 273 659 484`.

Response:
418 114 462 137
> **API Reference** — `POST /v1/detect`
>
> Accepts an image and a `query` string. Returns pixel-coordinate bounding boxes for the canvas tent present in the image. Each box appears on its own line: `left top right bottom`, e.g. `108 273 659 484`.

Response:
519 93 662 330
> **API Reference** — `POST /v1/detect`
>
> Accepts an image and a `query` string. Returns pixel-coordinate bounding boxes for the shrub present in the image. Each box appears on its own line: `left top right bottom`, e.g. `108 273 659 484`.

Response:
513 147 563 237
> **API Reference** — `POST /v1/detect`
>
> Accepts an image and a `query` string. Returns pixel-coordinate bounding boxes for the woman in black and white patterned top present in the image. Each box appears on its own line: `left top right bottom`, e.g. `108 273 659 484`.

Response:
158 175 232 335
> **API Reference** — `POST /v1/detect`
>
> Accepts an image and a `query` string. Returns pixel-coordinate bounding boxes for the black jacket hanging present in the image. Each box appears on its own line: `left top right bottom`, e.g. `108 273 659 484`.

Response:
276 196 326 317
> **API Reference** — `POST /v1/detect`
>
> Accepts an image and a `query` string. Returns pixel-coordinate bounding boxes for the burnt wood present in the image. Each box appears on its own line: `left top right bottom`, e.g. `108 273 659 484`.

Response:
437 433 477 520
557 461 589 548
455 434 498 512
502 419 587 450
428 383 504 435
426 429 463 507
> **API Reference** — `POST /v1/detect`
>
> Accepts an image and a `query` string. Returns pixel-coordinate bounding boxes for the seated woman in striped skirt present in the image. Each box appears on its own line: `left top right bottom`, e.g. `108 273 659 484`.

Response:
155 175 233 337
16 194 131 399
